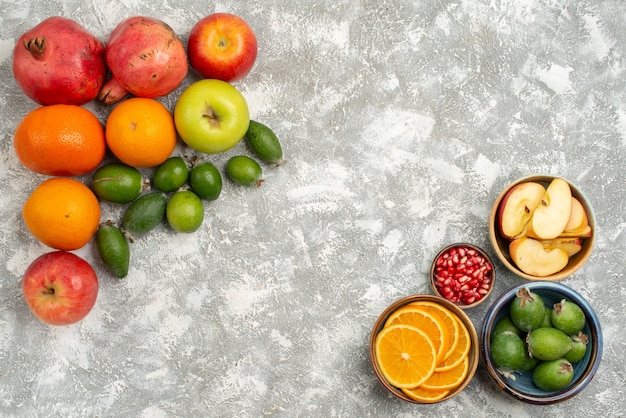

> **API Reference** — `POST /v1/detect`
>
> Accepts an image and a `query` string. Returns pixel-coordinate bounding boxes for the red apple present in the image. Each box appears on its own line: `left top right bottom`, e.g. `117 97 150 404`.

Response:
562 197 589 232
558 224 592 238
497 181 545 240
22 251 99 326
509 237 569 277
540 237 583 257
187 13 258 82
526 178 572 240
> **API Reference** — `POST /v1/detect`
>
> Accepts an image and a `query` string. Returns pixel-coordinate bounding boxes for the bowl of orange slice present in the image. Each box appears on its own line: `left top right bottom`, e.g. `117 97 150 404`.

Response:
369 294 479 403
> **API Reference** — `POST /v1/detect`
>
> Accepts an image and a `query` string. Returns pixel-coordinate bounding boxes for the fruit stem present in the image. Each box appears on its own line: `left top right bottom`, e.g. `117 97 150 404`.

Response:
201 104 221 129
42 287 55 295
25 36 46 57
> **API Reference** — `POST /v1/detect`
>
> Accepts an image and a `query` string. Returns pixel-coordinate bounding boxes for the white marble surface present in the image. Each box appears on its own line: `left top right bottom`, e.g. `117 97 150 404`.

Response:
1 1 625 417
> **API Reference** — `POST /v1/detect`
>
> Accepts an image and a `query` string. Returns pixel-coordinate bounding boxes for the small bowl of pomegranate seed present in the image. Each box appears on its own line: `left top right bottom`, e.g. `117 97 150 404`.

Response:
430 243 495 309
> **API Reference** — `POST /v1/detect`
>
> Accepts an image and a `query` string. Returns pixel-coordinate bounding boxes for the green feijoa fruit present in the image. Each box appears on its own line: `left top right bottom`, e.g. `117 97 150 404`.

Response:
166 190 204 233
532 359 574 391
91 163 143 203
563 333 588 363
189 162 222 200
245 120 285 164
510 288 546 332
519 354 540 372
527 327 573 361
95 221 130 278
540 308 553 328
490 331 527 371
492 315 523 340
122 192 167 235
226 155 264 187
152 156 189 192
551 299 586 336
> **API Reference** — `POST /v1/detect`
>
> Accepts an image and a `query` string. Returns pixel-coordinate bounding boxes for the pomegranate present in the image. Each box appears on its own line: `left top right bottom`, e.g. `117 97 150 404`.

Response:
432 244 494 306
99 16 188 104
12 16 106 106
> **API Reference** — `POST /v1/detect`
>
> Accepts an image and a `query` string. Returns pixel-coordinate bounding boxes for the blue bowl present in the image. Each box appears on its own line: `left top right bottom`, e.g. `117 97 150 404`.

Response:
481 281 602 404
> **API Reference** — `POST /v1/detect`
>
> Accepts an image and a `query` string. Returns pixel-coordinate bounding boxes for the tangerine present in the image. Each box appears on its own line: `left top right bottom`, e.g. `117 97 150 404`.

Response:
13 104 105 176
22 178 101 250
105 98 177 167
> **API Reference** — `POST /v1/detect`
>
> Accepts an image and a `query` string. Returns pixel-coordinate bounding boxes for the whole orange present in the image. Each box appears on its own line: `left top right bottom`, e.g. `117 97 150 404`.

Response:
13 104 106 176
105 98 177 167
22 178 101 251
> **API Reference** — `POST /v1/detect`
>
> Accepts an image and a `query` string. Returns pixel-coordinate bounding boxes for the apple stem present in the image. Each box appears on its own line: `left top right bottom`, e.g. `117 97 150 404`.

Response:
43 287 55 295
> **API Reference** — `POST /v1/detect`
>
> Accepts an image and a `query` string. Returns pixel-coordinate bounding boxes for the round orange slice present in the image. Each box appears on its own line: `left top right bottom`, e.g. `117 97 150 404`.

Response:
385 305 449 364
402 386 451 403
434 315 471 372
420 355 469 392
409 301 460 361
374 324 437 388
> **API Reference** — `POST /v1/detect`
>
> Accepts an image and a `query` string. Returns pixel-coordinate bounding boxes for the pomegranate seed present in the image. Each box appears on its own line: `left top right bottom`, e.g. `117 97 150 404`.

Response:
433 244 494 306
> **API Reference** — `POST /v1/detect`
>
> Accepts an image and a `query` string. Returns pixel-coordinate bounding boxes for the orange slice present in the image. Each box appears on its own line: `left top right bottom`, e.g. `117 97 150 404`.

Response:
420 355 469 392
374 324 437 388
409 301 460 361
402 386 451 403
385 305 449 364
434 315 471 372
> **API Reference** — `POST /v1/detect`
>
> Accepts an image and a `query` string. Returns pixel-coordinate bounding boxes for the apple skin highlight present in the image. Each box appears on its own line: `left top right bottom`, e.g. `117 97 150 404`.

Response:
22 251 99 326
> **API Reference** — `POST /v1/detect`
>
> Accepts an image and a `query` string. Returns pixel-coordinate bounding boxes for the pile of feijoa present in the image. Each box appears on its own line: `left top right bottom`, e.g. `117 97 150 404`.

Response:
490 288 588 391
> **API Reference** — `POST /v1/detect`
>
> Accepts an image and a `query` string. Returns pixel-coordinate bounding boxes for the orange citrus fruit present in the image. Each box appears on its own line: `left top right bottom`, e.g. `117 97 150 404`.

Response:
434 315 472 372
13 104 106 176
374 324 437 388
22 178 101 250
409 301 460 362
105 98 177 167
385 305 449 364
420 355 469 391
402 386 450 403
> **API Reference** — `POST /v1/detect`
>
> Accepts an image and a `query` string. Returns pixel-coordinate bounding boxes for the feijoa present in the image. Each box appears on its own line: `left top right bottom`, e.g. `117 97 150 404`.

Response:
226 155 264 187
189 161 222 200
491 331 527 371
166 190 204 233
492 315 522 340
527 327 573 361
245 120 285 165
532 359 574 391
551 299 586 336
510 288 546 332
540 308 553 328
122 192 167 235
519 354 540 372
95 221 130 278
563 333 588 363
152 156 189 192
91 163 143 203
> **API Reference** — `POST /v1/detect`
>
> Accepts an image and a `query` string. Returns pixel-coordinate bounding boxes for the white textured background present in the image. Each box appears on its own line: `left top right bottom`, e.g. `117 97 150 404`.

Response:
1 1 625 417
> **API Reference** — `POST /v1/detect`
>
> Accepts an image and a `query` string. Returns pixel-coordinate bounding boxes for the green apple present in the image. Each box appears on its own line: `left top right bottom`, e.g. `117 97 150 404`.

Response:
174 79 250 154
